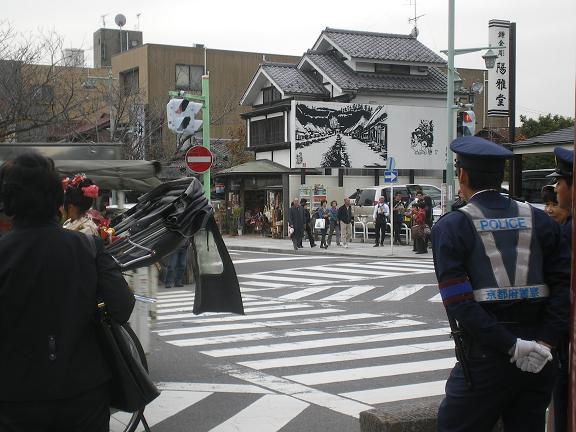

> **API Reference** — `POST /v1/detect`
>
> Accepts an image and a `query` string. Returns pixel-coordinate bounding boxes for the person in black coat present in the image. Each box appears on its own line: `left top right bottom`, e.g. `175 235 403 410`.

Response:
0 153 135 432
287 198 304 250
300 198 316 248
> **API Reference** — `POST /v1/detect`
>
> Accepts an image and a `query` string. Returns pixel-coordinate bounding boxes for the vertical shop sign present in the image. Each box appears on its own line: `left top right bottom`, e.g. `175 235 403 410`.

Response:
487 19 510 117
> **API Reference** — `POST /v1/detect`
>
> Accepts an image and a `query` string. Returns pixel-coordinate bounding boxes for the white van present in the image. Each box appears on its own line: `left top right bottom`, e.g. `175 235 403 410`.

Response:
351 184 442 223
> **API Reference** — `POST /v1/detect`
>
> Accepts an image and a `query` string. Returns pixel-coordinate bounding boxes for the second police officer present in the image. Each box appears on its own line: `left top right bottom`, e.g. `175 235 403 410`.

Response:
431 136 570 432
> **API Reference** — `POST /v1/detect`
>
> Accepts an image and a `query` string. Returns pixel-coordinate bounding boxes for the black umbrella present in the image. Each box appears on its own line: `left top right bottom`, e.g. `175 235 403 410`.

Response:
107 177 243 315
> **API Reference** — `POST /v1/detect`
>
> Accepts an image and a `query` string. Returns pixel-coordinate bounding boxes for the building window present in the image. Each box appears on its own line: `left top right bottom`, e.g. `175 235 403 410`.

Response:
250 116 284 146
262 86 281 104
374 63 410 75
120 68 139 96
176 64 203 91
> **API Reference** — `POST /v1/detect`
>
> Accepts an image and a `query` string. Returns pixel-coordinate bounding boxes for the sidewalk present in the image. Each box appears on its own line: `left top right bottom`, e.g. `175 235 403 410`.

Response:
223 234 431 259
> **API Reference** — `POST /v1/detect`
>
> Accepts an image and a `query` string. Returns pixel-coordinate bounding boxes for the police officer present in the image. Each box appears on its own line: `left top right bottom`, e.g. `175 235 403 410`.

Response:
546 146 573 432
432 136 570 432
548 147 573 249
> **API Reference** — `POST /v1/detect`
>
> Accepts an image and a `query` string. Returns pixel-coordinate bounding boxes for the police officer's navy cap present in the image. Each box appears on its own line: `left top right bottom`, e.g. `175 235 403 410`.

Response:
547 147 573 179
451 136 513 173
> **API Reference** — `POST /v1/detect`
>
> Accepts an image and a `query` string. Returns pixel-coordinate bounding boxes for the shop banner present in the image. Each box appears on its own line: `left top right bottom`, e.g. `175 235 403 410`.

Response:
487 19 510 117
291 100 447 170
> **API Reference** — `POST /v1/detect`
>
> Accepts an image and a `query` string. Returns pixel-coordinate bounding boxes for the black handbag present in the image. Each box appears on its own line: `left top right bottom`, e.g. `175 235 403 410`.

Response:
97 306 160 413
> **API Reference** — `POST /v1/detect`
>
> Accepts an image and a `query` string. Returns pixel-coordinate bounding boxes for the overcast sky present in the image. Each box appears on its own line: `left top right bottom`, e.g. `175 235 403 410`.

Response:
5 0 575 121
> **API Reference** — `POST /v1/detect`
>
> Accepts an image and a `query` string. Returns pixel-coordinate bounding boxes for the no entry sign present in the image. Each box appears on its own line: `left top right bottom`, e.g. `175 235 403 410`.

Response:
185 145 213 173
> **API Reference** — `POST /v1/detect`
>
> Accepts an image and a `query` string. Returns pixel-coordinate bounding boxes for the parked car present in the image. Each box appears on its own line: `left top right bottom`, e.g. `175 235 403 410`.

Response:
522 169 555 210
351 184 442 223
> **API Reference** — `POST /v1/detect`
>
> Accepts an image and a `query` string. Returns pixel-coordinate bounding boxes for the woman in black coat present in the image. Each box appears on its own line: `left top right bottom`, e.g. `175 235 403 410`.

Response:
0 153 135 432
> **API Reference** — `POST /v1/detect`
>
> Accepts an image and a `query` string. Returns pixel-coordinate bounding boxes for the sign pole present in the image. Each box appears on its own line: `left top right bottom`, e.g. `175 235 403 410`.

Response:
202 74 211 200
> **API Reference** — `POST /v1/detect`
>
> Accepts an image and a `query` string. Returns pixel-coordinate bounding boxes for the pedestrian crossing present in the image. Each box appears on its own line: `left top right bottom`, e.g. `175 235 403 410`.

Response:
146 287 454 431
237 258 439 303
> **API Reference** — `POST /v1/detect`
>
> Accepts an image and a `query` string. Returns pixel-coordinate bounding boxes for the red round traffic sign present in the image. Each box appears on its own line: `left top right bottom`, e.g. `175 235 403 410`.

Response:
185 145 213 173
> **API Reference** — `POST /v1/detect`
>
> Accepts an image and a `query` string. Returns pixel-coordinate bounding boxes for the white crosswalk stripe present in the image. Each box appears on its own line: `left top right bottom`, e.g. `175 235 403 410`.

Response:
148 256 448 430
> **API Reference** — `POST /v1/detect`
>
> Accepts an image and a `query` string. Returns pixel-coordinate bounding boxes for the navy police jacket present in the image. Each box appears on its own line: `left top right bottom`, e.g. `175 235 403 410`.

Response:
431 191 570 354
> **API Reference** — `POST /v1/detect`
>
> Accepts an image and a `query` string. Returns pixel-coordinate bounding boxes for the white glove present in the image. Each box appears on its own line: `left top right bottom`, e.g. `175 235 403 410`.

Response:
517 346 552 373
509 339 550 363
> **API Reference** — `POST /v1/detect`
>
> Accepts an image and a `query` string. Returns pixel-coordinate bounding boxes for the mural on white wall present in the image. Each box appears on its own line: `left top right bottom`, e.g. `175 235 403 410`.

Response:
291 101 447 170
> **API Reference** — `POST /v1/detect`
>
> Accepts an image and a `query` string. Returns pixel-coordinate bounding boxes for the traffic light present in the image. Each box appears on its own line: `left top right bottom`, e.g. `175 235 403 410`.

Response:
166 98 203 138
457 110 475 137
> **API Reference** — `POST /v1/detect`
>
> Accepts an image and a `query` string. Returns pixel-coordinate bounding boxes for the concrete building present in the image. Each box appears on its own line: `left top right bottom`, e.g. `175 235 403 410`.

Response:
94 28 143 68
111 44 299 158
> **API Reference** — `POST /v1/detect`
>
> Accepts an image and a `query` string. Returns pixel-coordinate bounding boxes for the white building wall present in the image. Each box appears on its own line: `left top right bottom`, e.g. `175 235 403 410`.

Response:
255 151 272 160
272 149 291 167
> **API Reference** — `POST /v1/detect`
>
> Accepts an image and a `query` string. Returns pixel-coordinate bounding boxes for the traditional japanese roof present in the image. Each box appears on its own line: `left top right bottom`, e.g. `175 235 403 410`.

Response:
510 127 574 148
260 63 328 97
315 28 446 65
302 51 447 94
215 159 291 176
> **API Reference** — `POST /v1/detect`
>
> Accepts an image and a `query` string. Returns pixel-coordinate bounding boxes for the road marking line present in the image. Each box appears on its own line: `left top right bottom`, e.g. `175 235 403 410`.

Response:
157 382 273 394
157 307 339 322
240 281 292 288
428 293 442 302
374 284 431 301
237 341 454 370
157 290 191 296
233 256 330 264
158 303 305 315
369 260 434 268
284 357 456 385
320 285 379 301
340 380 446 404
156 313 377 337
271 269 364 280
223 367 372 419
238 274 332 284
208 394 309 432
109 390 212 432
305 266 402 277
168 329 325 347
279 286 336 300
201 325 448 357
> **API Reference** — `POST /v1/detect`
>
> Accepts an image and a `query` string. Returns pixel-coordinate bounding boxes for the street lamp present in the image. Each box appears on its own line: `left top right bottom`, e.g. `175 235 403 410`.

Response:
82 68 117 141
443 0 504 212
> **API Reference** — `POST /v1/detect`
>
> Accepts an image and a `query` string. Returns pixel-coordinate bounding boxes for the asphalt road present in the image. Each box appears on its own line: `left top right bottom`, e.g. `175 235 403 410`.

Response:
115 249 453 432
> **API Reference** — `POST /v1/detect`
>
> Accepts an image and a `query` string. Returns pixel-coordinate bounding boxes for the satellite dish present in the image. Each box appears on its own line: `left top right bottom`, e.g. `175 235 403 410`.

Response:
115 14 126 28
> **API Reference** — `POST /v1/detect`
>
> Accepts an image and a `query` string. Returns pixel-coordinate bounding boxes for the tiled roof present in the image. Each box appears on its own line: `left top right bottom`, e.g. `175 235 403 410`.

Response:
322 28 446 64
510 126 574 147
261 63 328 96
304 51 447 94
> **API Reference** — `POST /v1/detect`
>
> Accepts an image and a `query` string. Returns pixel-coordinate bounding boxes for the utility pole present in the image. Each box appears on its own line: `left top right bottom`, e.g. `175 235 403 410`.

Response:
202 74 211 200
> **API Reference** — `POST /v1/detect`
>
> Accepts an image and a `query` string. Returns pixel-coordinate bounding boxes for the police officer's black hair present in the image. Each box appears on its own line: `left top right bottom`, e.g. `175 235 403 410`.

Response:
64 178 96 212
541 186 557 204
0 153 63 220
464 168 504 191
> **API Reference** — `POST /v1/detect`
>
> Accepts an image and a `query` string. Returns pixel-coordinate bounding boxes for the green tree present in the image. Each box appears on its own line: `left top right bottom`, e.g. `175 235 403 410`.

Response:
519 114 574 139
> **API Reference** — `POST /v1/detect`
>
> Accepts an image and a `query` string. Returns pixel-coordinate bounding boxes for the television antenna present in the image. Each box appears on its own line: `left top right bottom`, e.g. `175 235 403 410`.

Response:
407 0 425 38
135 13 141 30
100 14 108 28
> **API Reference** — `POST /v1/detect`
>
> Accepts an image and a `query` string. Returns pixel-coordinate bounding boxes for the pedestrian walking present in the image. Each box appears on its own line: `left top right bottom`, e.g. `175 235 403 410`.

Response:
315 199 330 249
372 196 389 247
0 153 135 431
287 198 304 250
326 200 341 247
164 243 189 288
432 137 570 432
338 197 353 248
392 192 406 245
300 198 316 248
546 147 573 432
411 202 428 254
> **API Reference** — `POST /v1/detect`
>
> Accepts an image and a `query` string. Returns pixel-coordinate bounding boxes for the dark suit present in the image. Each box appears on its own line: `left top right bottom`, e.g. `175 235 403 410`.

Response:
287 205 304 249
0 219 135 430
